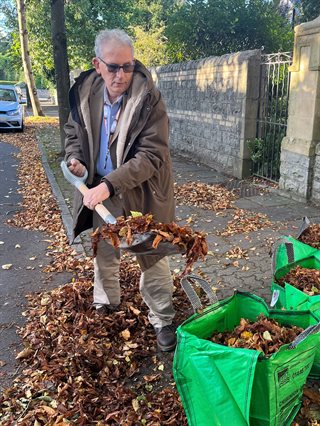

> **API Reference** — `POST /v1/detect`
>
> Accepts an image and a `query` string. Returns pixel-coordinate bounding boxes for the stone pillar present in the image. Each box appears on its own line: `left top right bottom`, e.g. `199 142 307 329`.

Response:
237 51 261 179
279 16 320 201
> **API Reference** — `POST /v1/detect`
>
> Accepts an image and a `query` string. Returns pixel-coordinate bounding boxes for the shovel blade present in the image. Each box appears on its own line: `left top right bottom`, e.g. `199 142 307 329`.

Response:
119 232 182 256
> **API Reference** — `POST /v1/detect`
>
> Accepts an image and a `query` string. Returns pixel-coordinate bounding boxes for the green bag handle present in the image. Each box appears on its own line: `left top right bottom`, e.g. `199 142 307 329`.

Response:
271 237 295 275
287 322 320 349
296 216 310 239
181 274 218 312
270 237 294 307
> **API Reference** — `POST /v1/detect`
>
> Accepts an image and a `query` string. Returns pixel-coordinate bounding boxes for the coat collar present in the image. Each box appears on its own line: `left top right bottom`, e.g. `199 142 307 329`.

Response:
90 80 104 161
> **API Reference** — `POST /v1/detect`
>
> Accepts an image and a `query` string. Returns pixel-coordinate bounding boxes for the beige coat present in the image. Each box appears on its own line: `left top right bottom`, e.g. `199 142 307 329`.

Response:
64 61 175 270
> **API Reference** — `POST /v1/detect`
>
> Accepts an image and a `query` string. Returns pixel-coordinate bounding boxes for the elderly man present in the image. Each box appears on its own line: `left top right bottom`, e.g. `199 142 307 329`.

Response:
64 29 176 351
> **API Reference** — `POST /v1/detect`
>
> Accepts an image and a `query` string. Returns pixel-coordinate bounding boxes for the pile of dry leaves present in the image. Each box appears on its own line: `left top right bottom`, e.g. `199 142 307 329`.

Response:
217 209 272 236
276 266 320 296
298 224 320 250
174 182 236 210
92 213 208 276
210 315 303 356
0 259 189 425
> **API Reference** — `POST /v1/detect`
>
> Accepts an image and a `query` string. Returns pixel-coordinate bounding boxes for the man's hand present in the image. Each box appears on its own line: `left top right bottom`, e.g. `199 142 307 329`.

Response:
68 158 87 177
83 183 110 210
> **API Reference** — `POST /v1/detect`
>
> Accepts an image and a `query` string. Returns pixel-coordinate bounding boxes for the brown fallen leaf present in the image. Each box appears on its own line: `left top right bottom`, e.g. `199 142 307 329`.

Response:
16 347 33 359
121 329 131 340
303 388 320 405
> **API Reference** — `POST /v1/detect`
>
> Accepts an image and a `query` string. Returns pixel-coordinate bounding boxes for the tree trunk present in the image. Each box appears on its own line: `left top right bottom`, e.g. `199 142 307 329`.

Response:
51 0 70 154
16 0 44 116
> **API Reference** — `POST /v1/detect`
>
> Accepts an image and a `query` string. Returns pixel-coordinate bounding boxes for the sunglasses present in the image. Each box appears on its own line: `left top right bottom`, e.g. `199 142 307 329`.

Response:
98 57 135 73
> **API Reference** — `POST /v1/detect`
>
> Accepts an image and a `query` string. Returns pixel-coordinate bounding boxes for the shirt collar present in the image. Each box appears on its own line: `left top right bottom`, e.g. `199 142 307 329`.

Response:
104 89 123 106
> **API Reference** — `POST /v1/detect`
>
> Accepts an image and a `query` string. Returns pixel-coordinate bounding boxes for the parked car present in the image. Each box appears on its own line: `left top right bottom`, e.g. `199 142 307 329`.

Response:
0 84 25 132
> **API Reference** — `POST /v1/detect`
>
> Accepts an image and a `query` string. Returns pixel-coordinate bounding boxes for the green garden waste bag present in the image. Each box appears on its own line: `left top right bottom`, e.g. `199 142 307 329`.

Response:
270 236 320 377
270 236 320 316
173 290 320 426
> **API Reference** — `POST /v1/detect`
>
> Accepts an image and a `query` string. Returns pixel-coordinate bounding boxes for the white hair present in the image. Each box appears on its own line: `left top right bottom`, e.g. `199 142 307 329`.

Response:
94 29 134 57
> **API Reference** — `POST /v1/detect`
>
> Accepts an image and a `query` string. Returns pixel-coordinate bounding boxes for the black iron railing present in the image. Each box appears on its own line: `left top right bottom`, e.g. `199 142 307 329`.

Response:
252 52 292 182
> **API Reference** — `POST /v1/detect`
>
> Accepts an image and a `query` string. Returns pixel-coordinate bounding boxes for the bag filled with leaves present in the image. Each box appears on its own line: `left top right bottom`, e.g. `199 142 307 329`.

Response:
270 236 320 379
270 236 320 318
173 291 320 426
297 217 320 250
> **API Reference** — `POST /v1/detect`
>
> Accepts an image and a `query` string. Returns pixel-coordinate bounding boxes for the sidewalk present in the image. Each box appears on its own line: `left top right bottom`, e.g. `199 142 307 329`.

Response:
38 125 320 304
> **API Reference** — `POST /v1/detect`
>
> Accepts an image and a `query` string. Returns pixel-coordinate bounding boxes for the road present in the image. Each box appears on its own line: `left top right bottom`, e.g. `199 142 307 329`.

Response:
0 139 71 391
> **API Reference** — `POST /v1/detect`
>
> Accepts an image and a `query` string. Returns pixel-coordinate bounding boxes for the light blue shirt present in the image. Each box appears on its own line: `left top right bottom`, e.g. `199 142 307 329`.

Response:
96 91 122 177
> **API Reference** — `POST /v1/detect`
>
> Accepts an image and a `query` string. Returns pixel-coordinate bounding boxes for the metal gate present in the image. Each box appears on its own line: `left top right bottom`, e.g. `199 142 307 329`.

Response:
252 52 292 182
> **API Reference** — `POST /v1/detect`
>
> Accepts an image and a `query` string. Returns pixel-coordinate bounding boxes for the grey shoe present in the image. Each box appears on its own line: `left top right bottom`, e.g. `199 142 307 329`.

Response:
95 304 119 315
154 324 177 352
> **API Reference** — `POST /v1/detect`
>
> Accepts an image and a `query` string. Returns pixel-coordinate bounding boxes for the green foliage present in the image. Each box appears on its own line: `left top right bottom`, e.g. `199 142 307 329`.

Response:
0 48 22 82
127 0 175 66
165 0 293 62
247 137 267 163
247 131 283 181
300 0 320 22
25 0 54 79
1 0 131 87
127 0 175 30
0 1 22 82
0 79 18 85
131 25 168 66
64 0 131 70
0 0 298 86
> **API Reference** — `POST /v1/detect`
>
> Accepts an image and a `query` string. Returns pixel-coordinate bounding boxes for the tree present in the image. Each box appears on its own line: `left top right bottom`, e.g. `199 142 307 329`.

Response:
128 0 176 65
2 0 299 87
16 0 43 116
165 0 294 63
0 1 24 82
51 0 70 152
300 0 320 21
275 0 320 25
23 0 131 81
4 0 175 85
131 26 168 66
0 28 19 81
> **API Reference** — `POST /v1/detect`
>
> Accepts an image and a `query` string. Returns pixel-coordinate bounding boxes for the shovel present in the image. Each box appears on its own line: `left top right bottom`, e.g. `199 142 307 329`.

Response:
60 161 181 256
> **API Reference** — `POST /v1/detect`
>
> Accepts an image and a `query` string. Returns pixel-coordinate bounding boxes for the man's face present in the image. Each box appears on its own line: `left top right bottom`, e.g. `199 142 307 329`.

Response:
93 40 135 102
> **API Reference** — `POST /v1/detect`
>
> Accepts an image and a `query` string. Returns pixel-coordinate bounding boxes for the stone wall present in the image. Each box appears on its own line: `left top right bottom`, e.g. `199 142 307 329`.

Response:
150 50 261 179
313 144 320 203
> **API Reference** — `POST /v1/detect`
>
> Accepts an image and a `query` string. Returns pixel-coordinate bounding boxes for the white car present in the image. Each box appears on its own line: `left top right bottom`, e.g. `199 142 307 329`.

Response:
0 84 25 132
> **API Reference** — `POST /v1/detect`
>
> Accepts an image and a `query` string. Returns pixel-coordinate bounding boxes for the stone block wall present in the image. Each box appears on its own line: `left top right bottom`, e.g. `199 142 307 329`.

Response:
280 140 316 200
312 144 320 203
150 50 261 179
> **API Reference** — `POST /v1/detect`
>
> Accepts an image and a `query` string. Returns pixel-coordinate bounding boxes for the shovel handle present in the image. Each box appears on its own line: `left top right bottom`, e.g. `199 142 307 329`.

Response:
60 161 117 225
76 182 117 225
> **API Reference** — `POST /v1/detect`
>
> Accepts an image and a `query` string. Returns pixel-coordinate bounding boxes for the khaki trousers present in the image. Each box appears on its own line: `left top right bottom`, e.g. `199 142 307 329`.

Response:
92 198 175 329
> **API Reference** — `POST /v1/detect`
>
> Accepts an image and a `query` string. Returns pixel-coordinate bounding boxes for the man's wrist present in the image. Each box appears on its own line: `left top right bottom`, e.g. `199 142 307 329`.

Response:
101 179 114 197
